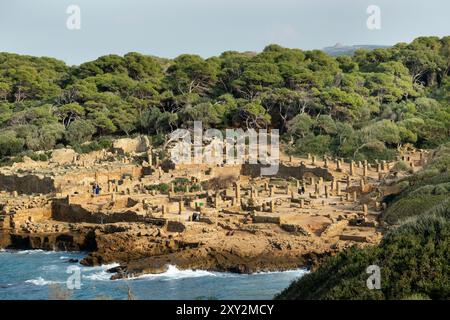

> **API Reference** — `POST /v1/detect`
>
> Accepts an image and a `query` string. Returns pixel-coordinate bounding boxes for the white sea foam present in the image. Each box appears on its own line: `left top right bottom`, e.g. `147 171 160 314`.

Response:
81 263 121 281
251 268 309 275
81 262 120 272
40 264 59 272
133 265 217 281
85 264 308 282
25 277 61 286
16 249 45 255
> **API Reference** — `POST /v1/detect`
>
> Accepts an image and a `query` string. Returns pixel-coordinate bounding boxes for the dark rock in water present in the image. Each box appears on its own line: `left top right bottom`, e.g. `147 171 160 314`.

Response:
107 265 125 273
67 258 79 263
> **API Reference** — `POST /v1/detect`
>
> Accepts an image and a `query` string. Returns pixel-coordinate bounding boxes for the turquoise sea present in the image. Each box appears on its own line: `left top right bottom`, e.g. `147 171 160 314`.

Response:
0 249 307 300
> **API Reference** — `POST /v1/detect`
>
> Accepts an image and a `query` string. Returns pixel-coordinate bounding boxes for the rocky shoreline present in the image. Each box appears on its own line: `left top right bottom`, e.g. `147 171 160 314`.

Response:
1 221 331 280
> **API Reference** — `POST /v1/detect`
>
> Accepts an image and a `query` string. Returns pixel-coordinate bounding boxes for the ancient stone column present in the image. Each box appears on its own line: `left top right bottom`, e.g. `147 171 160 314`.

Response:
336 181 341 196
147 151 153 167
311 155 316 165
324 158 328 168
318 177 324 186
300 199 304 208
324 185 329 198
360 179 365 191
363 204 368 215
336 159 341 171
314 184 319 195
214 193 220 208
270 200 275 212
346 176 351 189
265 182 269 192
171 183 175 193
178 201 184 215
349 160 354 176
362 163 367 177
235 182 241 201
353 191 357 202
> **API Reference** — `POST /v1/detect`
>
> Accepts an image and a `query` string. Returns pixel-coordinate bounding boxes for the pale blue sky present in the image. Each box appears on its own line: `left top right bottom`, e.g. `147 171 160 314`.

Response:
0 0 448 65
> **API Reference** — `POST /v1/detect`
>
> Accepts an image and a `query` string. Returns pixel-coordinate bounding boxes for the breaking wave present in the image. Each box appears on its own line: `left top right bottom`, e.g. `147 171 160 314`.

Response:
135 265 217 281
25 277 62 286
81 263 121 281
16 249 45 255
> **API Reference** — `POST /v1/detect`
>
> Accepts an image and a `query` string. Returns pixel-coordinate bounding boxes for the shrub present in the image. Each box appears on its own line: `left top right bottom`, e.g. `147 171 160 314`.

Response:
276 214 450 300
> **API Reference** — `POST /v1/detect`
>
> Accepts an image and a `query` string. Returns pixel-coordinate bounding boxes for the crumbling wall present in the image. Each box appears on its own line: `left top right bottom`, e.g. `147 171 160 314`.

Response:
252 214 280 224
0 173 56 195
241 163 333 180
11 207 52 226
50 148 77 165
112 136 150 154
51 198 144 224
167 220 186 232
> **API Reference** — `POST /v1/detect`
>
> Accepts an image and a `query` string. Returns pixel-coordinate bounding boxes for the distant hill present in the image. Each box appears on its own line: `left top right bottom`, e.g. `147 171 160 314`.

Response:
323 43 390 56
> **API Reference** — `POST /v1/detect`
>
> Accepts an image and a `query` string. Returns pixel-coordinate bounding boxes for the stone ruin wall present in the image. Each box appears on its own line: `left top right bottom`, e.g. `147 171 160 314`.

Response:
9 206 53 226
0 164 142 196
241 163 334 181
51 197 145 224
54 166 143 195
0 173 56 195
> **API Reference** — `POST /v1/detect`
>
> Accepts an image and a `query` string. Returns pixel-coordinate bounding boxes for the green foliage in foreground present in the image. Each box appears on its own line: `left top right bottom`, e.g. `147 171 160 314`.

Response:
275 208 450 300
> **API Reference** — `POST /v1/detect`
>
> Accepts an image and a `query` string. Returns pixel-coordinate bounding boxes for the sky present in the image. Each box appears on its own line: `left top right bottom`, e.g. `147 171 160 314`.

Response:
0 0 449 65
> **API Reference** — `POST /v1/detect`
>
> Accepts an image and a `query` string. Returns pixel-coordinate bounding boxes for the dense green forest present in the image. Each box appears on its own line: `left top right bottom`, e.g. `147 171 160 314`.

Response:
276 142 450 300
0 36 449 162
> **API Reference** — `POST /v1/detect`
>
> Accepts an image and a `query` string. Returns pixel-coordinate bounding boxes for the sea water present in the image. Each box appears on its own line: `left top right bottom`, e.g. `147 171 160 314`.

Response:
0 249 307 300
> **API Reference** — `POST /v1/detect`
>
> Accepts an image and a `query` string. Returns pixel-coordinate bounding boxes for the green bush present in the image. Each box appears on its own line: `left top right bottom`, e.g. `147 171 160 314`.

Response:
145 183 169 193
276 213 450 300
